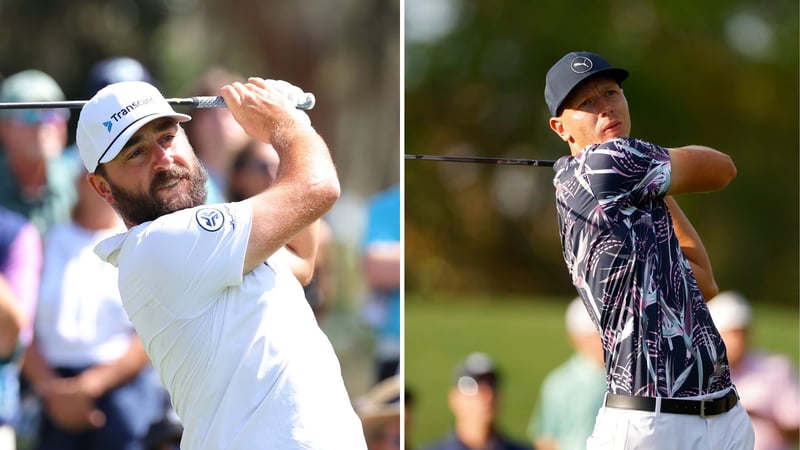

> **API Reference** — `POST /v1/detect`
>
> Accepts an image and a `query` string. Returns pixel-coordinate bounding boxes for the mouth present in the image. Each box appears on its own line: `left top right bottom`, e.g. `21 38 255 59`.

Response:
154 178 185 193
603 121 622 134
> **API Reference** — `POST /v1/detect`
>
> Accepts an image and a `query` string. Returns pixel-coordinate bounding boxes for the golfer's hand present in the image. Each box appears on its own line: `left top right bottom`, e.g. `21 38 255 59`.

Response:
220 77 311 144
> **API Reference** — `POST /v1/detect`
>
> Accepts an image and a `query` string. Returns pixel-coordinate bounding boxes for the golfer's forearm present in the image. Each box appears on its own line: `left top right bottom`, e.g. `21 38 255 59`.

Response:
666 196 718 300
244 150 339 273
667 146 736 194
272 129 340 213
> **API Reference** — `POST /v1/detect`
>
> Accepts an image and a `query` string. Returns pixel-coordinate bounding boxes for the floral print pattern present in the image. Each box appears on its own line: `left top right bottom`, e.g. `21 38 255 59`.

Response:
553 137 731 397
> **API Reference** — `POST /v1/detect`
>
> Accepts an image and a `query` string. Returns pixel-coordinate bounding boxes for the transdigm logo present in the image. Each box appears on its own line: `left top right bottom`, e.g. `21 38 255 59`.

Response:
103 121 113 132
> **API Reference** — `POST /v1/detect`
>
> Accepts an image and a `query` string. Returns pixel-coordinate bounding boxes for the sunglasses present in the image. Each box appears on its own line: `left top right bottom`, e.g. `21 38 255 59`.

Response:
10 109 69 126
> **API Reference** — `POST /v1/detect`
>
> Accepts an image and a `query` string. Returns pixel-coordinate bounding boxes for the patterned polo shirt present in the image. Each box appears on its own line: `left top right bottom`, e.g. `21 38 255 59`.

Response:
552 137 731 398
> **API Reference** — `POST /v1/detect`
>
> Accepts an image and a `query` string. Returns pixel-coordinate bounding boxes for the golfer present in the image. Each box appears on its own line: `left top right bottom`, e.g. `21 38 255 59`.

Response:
545 51 754 449
75 78 367 449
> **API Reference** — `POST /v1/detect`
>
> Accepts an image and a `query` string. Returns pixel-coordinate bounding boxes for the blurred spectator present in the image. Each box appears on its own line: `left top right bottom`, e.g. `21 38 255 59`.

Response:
227 140 280 202
420 353 530 450
0 70 77 234
143 405 182 450
708 291 800 450
0 276 23 450
527 297 606 450
182 67 251 204
227 140 337 323
0 206 41 450
355 375 401 450
20 169 163 450
0 276 24 375
0 207 40 357
360 184 400 383
85 57 155 96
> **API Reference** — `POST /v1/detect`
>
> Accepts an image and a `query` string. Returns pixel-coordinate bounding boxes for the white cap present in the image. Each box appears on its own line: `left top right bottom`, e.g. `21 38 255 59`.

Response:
76 81 191 173
566 297 597 336
707 291 752 332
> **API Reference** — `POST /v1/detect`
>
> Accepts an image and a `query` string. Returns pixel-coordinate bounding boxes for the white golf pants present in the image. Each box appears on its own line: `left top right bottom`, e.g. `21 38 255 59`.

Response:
586 395 755 449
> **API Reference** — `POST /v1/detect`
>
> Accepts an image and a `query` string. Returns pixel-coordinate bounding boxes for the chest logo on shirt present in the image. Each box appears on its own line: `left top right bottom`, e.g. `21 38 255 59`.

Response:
195 207 224 232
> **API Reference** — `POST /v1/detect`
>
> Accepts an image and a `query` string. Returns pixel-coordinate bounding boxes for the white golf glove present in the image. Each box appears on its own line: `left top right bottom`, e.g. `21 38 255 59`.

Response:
263 79 312 126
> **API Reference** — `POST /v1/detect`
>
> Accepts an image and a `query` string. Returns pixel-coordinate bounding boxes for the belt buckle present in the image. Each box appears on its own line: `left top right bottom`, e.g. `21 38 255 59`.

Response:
699 399 707 418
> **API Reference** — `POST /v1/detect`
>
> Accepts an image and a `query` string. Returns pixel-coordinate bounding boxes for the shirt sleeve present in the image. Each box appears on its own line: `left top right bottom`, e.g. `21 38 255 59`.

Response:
583 137 671 210
125 202 252 313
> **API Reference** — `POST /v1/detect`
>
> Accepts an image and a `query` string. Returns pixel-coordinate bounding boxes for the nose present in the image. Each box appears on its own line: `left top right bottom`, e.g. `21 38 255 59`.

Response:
598 97 615 116
152 143 175 171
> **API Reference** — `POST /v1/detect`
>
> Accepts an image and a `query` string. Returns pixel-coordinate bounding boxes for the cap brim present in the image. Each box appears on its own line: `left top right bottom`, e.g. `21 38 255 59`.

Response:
593 67 629 85
97 112 191 166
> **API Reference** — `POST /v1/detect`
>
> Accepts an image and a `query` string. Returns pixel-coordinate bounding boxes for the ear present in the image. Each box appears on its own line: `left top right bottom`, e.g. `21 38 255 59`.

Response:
87 172 116 206
549 117 571 143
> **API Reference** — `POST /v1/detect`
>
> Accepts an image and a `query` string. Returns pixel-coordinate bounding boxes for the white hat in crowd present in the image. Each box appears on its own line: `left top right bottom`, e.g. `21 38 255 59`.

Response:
76 81 191 173
566 297 597 336
707 291 752 332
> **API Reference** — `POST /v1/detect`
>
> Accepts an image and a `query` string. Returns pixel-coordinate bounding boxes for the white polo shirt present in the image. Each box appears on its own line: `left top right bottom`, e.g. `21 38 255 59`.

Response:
37 222 133 367
95 202 366 450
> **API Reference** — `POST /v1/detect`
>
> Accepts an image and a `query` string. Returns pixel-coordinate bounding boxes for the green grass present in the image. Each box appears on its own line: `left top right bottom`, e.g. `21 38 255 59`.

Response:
404 294 800 449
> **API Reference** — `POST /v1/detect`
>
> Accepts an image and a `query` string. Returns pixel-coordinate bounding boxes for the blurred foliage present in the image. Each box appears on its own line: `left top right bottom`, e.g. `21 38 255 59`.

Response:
405 0 799 305
0 0 400 198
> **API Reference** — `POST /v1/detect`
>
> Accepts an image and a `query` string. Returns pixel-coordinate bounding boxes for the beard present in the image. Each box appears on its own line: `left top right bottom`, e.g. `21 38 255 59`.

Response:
107 156 209 225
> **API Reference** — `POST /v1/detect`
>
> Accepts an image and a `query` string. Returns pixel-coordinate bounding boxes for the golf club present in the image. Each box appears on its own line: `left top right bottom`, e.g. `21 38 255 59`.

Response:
0 93 316 111
405 154 555 167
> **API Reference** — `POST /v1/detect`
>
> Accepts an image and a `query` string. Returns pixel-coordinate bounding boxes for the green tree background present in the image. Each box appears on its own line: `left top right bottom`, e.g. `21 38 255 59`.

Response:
405 0 799 306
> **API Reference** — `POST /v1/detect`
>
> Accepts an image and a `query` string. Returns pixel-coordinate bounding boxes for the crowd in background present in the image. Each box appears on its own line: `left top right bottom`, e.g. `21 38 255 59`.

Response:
409 294 799 450
0 58 401 450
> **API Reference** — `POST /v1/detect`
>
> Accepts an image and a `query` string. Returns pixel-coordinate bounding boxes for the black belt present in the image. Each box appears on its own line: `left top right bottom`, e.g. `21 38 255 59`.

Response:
605 390 738 417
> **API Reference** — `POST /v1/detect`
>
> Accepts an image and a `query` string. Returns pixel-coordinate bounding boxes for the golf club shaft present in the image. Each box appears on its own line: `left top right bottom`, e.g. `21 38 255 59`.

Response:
405 154 555 167
0 94 316 111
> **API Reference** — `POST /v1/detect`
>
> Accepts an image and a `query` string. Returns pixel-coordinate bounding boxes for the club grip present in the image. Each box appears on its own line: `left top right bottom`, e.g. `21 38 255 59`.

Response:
188 93 315 110
191 96 227 109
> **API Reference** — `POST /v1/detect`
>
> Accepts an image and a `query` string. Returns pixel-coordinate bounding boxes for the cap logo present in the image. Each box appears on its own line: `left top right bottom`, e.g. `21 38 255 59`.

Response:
103 121 113 132
571 56 593 74
108 96 156 124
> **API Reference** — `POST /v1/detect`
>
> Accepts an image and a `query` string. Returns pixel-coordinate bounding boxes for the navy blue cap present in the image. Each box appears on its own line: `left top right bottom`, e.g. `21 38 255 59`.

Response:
86 57 153 96
453 352 499 388
545 51 628 116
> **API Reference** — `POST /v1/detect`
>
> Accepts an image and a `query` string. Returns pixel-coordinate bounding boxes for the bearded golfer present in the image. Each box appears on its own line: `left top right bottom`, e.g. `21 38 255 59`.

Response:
75 78 367 449
545 51 755 449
